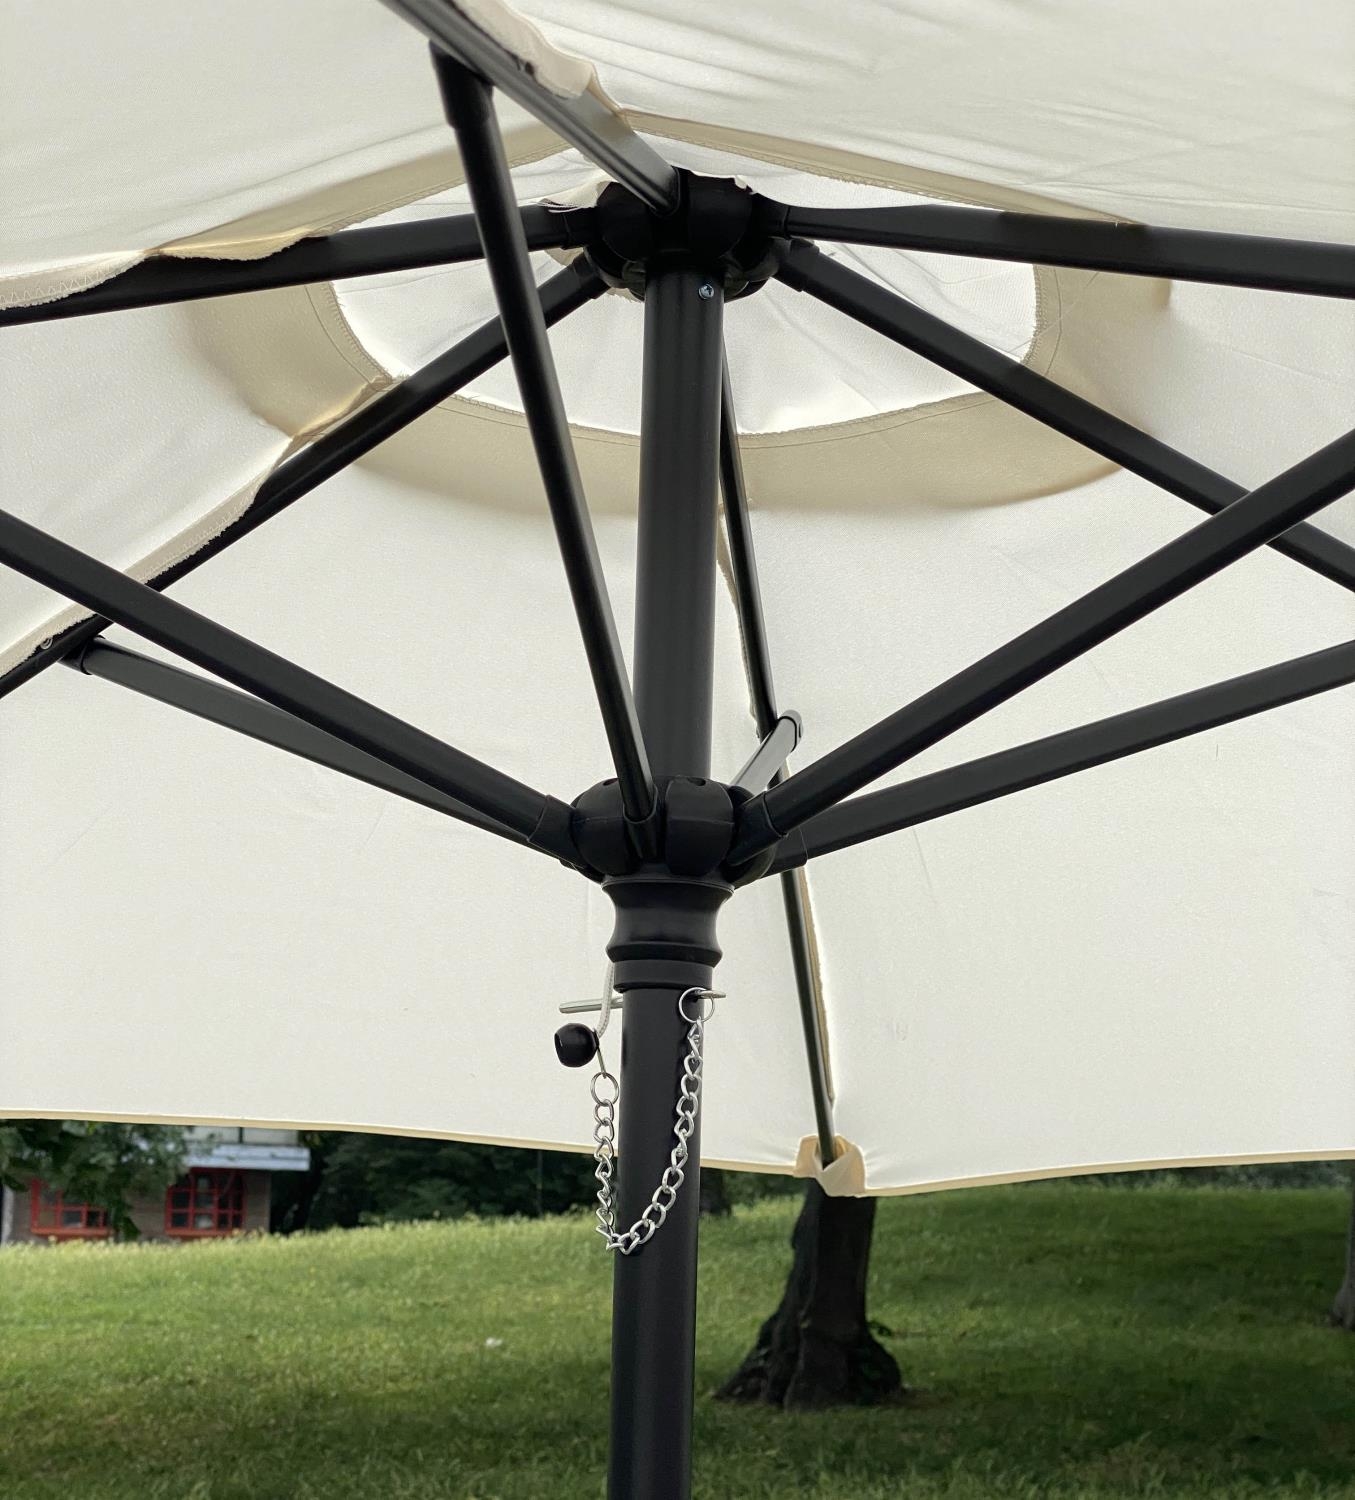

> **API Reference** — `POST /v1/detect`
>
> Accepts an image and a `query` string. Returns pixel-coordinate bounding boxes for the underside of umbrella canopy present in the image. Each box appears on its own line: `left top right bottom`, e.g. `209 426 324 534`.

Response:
5 6 1355 1497
2 0 1353 1205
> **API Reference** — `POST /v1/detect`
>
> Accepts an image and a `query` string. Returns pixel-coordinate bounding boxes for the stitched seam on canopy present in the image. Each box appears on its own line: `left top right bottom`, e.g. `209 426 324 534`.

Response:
4 1107 1347 1190
160 130 567 257
0 459 297 679
860 1149 1355 1197
312 257 1121 454
304 283 393 387
627 114 1139 221
0 131 567 310
0 241 1152 673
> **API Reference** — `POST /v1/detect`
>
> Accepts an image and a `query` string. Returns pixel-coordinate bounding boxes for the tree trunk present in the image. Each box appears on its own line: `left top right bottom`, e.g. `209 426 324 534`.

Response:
1328 1169 1355 1331
270 1132 329 1233
716 1183 902 1408
700 1167 732 1218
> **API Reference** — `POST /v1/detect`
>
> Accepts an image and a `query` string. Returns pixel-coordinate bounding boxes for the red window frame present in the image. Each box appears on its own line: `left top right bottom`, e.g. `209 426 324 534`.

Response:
28 1179 111 1239
164 1168 246 1237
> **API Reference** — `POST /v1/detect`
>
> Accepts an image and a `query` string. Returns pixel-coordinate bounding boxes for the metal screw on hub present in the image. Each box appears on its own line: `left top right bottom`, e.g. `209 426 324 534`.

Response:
697 283 715 300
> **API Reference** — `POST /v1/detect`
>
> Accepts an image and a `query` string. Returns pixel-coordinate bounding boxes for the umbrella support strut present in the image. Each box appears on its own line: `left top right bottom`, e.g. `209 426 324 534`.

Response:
731 422 1355 862
435 51 659 841
718 361 839 1168
62 639 546 855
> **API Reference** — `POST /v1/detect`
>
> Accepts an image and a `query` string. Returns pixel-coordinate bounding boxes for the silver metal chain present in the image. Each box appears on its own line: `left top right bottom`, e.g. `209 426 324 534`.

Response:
590 987 717 1255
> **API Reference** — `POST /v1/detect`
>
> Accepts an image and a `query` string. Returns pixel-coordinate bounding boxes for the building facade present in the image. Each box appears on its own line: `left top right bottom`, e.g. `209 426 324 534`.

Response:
0 1127 310 1245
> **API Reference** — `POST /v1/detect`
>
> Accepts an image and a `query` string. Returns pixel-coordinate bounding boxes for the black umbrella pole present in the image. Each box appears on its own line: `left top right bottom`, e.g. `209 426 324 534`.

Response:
608 963 714 1499
608 260 725 1500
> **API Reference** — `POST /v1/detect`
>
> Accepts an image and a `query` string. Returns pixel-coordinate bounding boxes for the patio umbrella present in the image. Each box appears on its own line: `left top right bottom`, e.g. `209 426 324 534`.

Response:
2 2 1353 1494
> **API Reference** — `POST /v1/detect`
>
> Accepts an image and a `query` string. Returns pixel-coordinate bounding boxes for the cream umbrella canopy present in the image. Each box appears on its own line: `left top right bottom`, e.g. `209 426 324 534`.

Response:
2 2 1354 1496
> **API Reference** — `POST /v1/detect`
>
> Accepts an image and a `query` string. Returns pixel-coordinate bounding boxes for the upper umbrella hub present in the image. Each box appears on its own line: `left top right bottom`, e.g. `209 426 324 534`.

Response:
580 171 787 300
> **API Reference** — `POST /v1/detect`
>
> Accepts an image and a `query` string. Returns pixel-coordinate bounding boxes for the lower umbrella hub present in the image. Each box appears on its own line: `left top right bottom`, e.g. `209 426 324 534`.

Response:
571 772 743 875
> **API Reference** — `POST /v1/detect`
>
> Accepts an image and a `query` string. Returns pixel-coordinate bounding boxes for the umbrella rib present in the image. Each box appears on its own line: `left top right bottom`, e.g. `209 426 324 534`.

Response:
0 507 581 866
67 640 562 863
729 425 1355 862
766 637 1355 869
380 0 680 215
433 50 658 838
719 358 838 1168
0 207 595 326
776 201 1355 299
0 260 608 702
776 239 1355 594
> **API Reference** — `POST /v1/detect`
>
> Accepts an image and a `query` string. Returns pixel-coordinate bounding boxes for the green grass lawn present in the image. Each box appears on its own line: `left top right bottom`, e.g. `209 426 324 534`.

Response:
1 1186 1352 1499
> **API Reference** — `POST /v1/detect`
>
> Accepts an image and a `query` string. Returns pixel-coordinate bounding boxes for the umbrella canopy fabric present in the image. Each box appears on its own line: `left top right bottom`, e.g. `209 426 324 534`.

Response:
1 0 1353 1195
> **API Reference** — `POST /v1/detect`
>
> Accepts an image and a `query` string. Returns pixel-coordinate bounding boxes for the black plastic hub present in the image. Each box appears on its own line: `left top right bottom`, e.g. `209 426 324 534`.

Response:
582 172 787 300
570 774 772 881
568 775 774 989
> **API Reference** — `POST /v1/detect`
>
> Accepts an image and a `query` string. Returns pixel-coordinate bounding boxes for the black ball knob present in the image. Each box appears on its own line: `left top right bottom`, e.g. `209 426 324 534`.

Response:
554 1023 599 1068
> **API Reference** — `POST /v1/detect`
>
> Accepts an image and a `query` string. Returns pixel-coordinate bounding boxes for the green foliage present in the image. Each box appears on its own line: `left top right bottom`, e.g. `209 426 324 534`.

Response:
274 1134 800 1232
271 1130 1350 1239
0 1120 186 1239
2 1187 1352 1498
295 1132 600 1229
719 1166 803 1204
1070 1160 1353 1190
